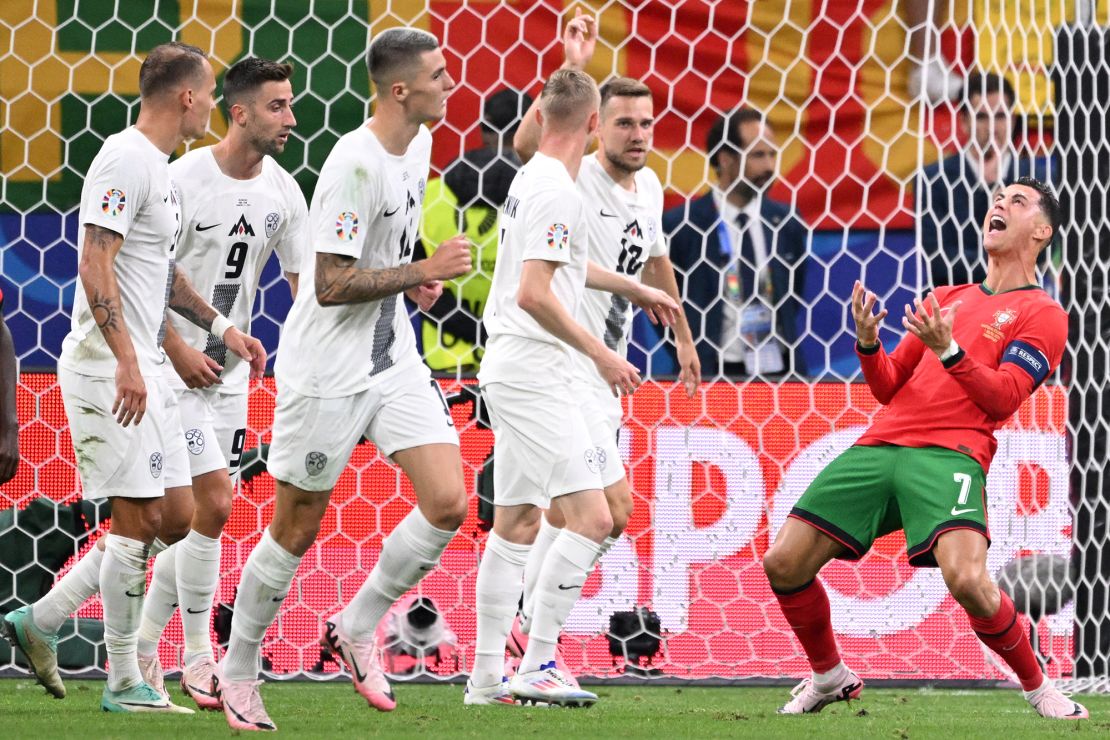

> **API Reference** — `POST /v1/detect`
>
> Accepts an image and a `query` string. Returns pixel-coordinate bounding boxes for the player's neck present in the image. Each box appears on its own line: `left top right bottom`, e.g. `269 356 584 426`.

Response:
211 136 265 180
134 109 186 156
538 135 587 180
597 151 635 191
983 255 1038 293
367 109 421 156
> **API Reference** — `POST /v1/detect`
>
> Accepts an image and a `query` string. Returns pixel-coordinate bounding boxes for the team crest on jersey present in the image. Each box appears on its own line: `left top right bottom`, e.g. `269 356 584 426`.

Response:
265 211 281 239
102 188 126 216
983 308 1018 342
305 451 328 476
185 428 205 455
336 211 359 241
149 452 163 479
645 217 657 243
583 445 607 474
418 177 426 202
546 223 569 250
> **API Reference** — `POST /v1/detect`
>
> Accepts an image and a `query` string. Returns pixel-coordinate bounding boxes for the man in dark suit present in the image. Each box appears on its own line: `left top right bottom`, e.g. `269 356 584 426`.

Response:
917 71 1050 287
665 107 808 379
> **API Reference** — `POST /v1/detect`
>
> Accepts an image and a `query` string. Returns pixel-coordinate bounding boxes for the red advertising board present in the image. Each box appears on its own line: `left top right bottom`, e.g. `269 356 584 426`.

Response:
8 375 1071 680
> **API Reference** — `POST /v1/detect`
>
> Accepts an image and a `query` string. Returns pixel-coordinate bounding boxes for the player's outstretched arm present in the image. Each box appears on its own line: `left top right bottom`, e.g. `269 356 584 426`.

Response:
0 308 18 484
168 265 267 380
513 8 597 164
585 260 679 326
314 236 472 307
78 224 146 427
519 259 641 396
162 321 222 389
643 254 700 397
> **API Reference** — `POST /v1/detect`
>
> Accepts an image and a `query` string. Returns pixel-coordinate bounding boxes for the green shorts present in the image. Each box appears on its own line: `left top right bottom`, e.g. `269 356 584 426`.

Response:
789 445 989 567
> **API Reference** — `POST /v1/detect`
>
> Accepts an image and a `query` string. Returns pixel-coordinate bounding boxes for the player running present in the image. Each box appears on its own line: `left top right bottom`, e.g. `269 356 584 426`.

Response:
3 43 265 713
212 29 472 732
467 68 678 707
506 9 700 676
133 56 307 711
762 178 1087 720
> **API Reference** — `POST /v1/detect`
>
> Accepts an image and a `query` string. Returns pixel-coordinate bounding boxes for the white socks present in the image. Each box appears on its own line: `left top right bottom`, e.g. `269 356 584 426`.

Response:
338 508 457 642
222 528 302 681
520 516 561 633
32 543 104 635
813 661 850 691
472 532 531 688
519 529 602 674
137 530 221 665
101 534 150 692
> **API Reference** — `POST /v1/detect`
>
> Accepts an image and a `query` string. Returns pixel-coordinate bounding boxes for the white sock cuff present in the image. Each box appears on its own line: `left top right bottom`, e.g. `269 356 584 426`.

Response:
391 507 457 555
248 528 301 589
553 529 603 571
181 528 221 559
537 515 562 543
149 537 170 558
600 535 619 556
105 534 149 572
485 532 531 567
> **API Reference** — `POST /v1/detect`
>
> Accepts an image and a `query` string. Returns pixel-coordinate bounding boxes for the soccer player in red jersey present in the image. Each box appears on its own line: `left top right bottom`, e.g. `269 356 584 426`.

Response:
763 177 1087 720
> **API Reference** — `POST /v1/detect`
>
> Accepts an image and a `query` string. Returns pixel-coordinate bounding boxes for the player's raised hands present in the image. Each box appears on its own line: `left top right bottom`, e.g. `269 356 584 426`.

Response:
113 359 147 427
224 327 267 380
630 284 680 327
424 235 472 280
563 7 597 71
851 280 887 348
594 346 642 398
903 292 961 356
407 281 443 312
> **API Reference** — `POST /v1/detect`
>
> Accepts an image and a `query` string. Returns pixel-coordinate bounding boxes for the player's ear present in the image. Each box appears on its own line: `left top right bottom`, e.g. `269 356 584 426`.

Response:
1033 221 1052 244
587 109 599 135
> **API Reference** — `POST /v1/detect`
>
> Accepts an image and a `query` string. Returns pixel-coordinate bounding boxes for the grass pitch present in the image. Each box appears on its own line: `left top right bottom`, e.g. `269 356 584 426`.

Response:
2 678 1109 738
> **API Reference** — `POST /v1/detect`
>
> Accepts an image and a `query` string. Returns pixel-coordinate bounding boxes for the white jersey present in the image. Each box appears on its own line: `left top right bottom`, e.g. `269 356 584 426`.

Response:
478 153 589 386
60 126 180 378
569 155 667 386
168 148 307 394
275 121 430 398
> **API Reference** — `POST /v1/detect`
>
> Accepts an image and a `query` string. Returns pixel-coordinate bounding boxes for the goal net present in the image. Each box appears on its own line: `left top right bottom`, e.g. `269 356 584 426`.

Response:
1 0 1107 688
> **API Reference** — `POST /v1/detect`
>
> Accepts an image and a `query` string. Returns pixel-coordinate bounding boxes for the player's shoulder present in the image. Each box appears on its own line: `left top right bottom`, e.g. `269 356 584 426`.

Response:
1013 285 1067 319
169 146 214 179
260 155 302 193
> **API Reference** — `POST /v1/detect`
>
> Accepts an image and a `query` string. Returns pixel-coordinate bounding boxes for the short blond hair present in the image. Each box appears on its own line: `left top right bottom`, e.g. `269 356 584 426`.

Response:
539 68 599 129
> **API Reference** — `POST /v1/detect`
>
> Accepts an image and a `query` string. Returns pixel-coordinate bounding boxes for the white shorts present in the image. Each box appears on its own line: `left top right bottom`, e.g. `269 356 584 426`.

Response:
482 381 606 509
163 388 248 483
60 367 190 499
573 380 626 489
267 366 459 492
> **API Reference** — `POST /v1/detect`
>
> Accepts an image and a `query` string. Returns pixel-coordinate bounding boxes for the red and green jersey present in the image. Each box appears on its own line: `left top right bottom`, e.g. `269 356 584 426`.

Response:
855 283 1067 474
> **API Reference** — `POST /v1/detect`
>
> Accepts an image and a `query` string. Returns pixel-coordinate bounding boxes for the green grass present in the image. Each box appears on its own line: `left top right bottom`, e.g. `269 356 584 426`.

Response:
1 679 1109 738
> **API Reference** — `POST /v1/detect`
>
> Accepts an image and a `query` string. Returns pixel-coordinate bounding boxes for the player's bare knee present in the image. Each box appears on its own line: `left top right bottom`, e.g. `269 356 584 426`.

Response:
943 568 994 614
428 491 467 531
763 545 807 591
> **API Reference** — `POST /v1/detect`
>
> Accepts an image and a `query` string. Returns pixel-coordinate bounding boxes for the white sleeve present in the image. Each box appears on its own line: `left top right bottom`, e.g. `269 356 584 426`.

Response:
311 154 379 259
79 142 150 238
521 183 579 265
647 178 668 258
275 185 309 274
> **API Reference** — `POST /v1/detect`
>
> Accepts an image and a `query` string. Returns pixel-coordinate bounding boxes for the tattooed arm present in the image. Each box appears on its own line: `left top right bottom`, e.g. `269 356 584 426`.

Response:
78 224 146 426
314 235 473 307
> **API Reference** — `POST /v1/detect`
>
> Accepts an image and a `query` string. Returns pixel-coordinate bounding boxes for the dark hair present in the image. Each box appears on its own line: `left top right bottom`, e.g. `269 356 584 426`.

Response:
599 77 652 110
706 107 764 169
481 88 532 136
139 42 207 98
963 72 1016 114
223 57 294 108
366 28 439 87
1015 176 1063 246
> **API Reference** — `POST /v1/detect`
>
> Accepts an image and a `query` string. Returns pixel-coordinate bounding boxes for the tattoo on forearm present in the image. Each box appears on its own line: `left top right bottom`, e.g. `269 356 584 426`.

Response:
168 266 217 331
85 224 121 251
316 254 424 305
90 288 120 333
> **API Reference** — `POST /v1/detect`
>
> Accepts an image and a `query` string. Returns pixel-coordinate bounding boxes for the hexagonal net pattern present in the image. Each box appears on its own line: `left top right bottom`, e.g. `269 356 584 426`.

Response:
0 1 1106 688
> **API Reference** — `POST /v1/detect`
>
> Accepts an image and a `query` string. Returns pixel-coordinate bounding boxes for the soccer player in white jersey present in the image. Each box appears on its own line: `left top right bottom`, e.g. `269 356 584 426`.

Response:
467 69 678 707
2 43 265 714
506 13 701 672
213 29 472 732
131 56 307 711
